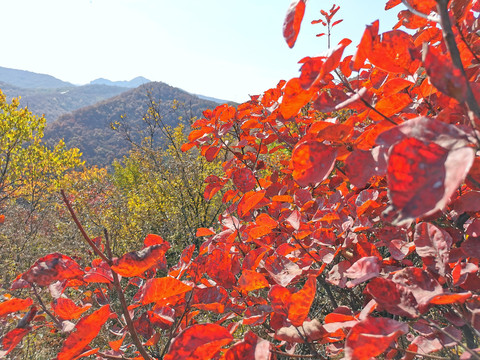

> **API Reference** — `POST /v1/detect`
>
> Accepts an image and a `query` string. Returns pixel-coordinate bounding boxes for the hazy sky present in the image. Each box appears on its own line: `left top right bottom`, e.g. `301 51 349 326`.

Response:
1 1 404 102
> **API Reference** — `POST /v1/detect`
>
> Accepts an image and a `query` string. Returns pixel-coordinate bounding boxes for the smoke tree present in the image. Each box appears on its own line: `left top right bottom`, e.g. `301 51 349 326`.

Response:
2 0 480 359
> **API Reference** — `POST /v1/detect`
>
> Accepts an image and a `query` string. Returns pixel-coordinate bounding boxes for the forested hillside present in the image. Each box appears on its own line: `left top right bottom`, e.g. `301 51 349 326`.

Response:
45 81 220 165
0 81 128 122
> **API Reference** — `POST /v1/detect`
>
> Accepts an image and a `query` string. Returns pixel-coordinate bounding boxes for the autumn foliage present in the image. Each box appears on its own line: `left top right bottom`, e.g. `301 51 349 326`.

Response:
2 0 480 359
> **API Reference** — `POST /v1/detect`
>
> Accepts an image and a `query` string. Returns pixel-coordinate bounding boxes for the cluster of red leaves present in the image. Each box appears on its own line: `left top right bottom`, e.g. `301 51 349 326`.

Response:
2 0 480 359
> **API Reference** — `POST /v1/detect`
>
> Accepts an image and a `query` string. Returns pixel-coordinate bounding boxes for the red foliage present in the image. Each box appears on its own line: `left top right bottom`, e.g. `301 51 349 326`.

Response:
3 1 480 359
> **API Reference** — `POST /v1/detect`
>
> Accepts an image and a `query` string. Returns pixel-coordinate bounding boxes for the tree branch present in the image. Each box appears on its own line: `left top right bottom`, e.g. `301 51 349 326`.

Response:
436 0 480 139
60 190 110 264
104 230 153 360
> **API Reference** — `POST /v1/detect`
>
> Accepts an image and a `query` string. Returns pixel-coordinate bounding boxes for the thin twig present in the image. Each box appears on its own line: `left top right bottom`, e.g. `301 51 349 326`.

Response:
334 70 398 125
455 22 480 65
423 316 480 360
31 283 62 329
401 0 440 22
60 190 110 264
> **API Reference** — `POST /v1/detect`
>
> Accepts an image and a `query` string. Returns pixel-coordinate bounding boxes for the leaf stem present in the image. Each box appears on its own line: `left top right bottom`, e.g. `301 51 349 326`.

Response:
31 283 61 329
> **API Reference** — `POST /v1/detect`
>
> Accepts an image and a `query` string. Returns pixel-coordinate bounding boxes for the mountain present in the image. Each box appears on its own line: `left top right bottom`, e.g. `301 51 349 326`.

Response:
89 76 150 88
45 82 219 166
0 81 129 122
194 93 230 104
0 66 73 88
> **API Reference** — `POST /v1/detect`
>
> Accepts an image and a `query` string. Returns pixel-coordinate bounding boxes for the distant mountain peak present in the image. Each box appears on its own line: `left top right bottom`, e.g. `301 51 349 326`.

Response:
0 66 73 89
89 76 151 88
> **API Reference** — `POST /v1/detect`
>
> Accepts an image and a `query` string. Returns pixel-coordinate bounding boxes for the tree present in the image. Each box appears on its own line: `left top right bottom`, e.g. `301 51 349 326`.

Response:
2 0 480 359
0 90 81 285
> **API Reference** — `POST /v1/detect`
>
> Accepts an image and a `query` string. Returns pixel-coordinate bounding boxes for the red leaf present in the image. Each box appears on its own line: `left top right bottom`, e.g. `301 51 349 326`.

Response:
279 77 315 119
299 38 351 90
265 254 302 287
108 333 126 352
344 149 381 188
365 277 419 318
288 275 317 326
269 275 317 326
196 227 216 237
377 117 475 224
206 248 237 289
352 20 379 71
237 190 266 218
223 331 271 359
164 324 233 360
238 269 270 292
0 298 33 318
232 168 256 193
143 234 168 247
269 285 291 318
136 277 192 305
111 244 170 277
52 298 92 320
423 44 467 102
344 256 380 288
56 305 110 360
345 317 408 360
391 267 443 312
0 328 31 357
20 253 84 287
291 140 337 187
385 137 449 225
147 307 175 329
332 19 343 27
370 93 411 121
205 145 221 162
283 0 307 48
428 292 472 305
369 30 415 74
414 222 453 276
191 286 230 313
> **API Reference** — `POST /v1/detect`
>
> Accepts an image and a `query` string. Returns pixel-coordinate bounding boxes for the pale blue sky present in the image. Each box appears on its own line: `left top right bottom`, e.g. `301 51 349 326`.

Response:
0 1 404 102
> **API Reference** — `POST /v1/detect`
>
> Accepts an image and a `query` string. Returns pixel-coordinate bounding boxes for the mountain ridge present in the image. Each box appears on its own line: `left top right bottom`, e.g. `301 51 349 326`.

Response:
89 76 151 88
45 81 220 166
0 66 73 89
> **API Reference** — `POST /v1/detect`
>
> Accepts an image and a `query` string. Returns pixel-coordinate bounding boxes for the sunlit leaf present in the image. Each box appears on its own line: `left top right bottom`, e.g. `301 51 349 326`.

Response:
232 168 256 193
223 331 271 359
0 298 33 318
56 305 110 360
19 253 84 287
345 317 408 360
164 324 233 360
283 0 307 48
111 244 170 277
292 140 337 187
52 298 92 320
136 277 192 305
